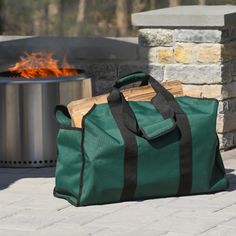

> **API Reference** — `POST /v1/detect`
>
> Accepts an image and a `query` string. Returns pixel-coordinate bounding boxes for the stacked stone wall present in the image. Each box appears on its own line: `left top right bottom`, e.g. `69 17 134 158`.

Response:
137 28 236 149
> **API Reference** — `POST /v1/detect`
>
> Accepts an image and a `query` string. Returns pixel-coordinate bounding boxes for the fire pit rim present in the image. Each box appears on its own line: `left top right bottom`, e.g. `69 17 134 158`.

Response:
0 69 87 84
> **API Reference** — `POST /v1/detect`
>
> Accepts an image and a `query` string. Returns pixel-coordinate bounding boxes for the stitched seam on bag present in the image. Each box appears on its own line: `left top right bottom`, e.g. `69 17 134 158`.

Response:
144 121 174 138
77 104 97 206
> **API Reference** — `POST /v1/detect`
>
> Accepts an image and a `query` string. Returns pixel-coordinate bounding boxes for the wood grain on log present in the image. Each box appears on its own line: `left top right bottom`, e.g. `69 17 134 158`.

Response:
68 80 183 128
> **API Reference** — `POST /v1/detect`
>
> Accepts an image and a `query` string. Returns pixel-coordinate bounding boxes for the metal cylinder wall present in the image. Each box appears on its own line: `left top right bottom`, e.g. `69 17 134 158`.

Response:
0 75 90 167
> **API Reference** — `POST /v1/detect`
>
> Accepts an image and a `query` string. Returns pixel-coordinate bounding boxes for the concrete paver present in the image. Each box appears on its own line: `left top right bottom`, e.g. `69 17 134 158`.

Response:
0 149 236 235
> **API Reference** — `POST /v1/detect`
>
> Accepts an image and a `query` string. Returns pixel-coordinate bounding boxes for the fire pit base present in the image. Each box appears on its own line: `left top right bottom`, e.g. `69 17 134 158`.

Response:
0 72 91 167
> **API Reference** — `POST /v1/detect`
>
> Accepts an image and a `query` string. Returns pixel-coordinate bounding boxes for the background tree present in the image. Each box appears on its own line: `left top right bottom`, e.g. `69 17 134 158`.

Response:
1 0 236 37
150 0 157 9
76 0 86 35
116 0 129 36
59 0 65 35
198 0 206 4
77 0 86 23
132 0 146 12
0 0 4 34
169 0 181 7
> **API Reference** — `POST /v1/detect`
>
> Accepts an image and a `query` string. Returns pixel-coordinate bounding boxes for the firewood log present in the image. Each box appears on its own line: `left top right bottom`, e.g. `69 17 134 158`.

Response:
68 80 183 128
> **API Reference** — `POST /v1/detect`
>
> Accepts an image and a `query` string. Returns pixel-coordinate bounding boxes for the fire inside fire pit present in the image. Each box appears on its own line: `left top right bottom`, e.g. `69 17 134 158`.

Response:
0 51 91 168
7 51 79 78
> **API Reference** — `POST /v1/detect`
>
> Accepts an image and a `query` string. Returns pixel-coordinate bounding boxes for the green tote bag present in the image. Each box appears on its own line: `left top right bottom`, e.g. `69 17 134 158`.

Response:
54 72 228 206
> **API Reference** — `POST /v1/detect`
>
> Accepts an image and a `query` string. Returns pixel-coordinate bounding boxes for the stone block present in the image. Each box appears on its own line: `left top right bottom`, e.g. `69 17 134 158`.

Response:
175 43 193 64
231 60 236 75
221 27 236 42
118 63 164 81
218 98 236 113
93 80 114 95
85 63 117 81
222 41 236 61
175 29 222 43
164 64 222 84
132 5 236 28
196 43 221 63
139 29 174 47
230 27 236 40
222 81 236 99
138 46 157 63
157 47 175 64
217 113 236 133
82 63 117 95
222 62 233 83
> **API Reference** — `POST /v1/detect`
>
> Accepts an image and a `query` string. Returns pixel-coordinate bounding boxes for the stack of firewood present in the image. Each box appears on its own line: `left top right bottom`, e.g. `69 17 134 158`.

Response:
68 80 183 128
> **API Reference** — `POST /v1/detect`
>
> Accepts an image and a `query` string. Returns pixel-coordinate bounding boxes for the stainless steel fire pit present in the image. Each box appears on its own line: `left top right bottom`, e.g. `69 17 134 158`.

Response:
0 71 91 167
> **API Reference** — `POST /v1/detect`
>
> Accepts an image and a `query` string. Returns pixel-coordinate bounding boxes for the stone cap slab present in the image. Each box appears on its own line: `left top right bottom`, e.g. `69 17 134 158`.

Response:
132 5 236 28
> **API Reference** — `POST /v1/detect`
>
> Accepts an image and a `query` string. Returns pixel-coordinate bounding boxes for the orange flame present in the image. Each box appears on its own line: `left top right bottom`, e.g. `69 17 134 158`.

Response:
8 51 79 78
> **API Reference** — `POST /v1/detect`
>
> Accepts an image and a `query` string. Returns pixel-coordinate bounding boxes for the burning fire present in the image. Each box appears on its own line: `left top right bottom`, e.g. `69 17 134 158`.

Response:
8 51 79 78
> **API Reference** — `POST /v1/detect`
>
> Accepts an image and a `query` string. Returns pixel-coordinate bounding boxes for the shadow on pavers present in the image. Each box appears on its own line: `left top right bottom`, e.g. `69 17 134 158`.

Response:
226 169 236 192
0 167 55 191
1 167 235 195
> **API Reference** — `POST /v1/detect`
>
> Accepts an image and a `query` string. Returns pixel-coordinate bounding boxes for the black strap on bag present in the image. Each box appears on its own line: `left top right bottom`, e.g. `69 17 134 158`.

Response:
108 72 192 201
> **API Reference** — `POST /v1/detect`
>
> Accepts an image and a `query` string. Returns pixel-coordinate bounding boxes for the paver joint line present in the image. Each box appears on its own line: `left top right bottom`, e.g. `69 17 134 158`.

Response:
0 151 235 235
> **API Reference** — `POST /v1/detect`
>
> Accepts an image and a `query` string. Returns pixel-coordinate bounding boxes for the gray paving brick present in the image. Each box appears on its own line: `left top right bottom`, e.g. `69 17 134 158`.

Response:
87 204 178 230
220 217 236 228
174 211 231 223
0 209 65 231
210 190 236 206
166 197 230 212
214 204 236 216
60 201 136 217
0 206 25 221
6 180 54 195
0 192 29 206
11 195 70 211
222 149 236 160
0 150 235 235
137 197 177 208
200 226 236 236
34 223 107 236
0 229 30 236
95 228 167 236
163 232 195 236
59 210 114 226
150 216 216 234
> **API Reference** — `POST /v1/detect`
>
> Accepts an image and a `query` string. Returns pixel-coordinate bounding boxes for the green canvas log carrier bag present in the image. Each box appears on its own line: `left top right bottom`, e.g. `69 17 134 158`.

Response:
53 72 229 206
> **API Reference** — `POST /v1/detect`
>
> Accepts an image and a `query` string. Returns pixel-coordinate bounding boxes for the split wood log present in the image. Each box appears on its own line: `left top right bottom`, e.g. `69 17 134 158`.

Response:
68 80 183 128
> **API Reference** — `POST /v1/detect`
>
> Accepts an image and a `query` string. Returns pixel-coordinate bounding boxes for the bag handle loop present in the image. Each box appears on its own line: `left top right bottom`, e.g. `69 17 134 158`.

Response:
54 105 71 128
108 72 177 138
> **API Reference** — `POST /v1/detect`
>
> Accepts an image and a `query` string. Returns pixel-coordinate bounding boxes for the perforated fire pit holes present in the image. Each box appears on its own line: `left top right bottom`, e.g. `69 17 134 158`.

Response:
0 71 91 167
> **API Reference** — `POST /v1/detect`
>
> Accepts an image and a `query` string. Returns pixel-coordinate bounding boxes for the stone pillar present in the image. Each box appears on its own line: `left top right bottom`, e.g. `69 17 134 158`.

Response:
132 5 236 150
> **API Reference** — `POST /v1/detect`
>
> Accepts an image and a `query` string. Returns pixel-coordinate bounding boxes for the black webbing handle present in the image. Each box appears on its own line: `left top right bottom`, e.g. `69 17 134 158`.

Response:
114 72 149 88
108 72 193 199
108 72 175 136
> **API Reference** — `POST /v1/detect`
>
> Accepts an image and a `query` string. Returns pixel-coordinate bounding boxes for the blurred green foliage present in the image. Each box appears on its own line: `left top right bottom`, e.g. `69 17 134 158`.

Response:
0 0 235 36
